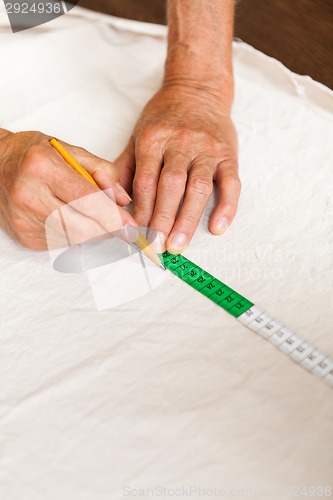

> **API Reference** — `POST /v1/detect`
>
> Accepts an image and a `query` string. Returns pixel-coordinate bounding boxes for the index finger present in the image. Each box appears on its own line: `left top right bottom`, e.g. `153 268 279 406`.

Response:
166 158 214 254
132 141 163 226
47 147 136 233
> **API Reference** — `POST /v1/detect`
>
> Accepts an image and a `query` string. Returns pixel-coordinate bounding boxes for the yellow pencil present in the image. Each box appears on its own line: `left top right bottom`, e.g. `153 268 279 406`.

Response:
50 138 165 270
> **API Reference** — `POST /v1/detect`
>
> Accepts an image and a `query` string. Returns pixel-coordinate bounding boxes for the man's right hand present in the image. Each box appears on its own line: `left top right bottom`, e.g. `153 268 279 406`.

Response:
0 129 136 250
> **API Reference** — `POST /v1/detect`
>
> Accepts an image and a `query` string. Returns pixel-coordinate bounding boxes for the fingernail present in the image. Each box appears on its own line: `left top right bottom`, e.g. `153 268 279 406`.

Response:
116 182 132 201
215 216 229 234
148 230 166 253
168 232 188 254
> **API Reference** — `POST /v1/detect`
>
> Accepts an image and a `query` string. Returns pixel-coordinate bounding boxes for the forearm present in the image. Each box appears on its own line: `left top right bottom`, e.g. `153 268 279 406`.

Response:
165 0 235 106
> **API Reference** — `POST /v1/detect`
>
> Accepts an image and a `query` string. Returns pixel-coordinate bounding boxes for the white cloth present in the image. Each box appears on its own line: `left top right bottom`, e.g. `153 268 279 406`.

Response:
0 5 332 500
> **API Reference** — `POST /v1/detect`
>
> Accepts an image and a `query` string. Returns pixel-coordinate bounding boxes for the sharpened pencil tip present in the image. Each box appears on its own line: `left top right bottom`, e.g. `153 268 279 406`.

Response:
160 263 166 270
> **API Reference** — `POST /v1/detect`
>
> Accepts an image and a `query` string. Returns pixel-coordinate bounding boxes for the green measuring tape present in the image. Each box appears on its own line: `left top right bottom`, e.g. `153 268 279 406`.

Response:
160 250 333 389
160 251 253 318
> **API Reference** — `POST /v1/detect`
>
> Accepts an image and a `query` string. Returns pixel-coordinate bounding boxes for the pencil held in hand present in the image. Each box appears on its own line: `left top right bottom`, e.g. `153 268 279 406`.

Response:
50 138 97 185
49 138 165 269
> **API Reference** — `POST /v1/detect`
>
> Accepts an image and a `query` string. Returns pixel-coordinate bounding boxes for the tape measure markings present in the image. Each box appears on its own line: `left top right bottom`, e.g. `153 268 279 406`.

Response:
161 252 254 318
160 251 333 389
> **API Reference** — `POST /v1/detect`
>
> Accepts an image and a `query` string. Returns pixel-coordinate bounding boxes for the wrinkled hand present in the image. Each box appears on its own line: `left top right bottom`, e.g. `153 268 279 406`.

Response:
115 84 241 254
0 130 135 250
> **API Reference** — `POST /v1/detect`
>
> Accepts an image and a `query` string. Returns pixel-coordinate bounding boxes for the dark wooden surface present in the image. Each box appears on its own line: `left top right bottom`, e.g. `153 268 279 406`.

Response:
78 0 167 24
234 0 333 89
77 0 333 89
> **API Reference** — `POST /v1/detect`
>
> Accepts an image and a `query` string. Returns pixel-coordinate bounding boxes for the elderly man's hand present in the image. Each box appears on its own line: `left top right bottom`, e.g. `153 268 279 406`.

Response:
0 130 135 250
115 83 240 254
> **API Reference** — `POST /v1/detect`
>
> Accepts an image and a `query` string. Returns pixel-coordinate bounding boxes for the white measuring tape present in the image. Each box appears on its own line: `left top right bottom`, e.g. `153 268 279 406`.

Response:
161 251 333 389
238 306 333 388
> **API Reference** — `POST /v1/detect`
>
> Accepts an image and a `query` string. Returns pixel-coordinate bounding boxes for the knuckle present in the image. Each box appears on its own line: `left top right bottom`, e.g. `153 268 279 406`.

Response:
153 209 175 226
137 126 159 146
189 175 213 196
133 206 153 225
172 128 192 146
134 172 157 193
161 169 186 190
22 145 48 177
181 212 197 226
178 127 191 140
